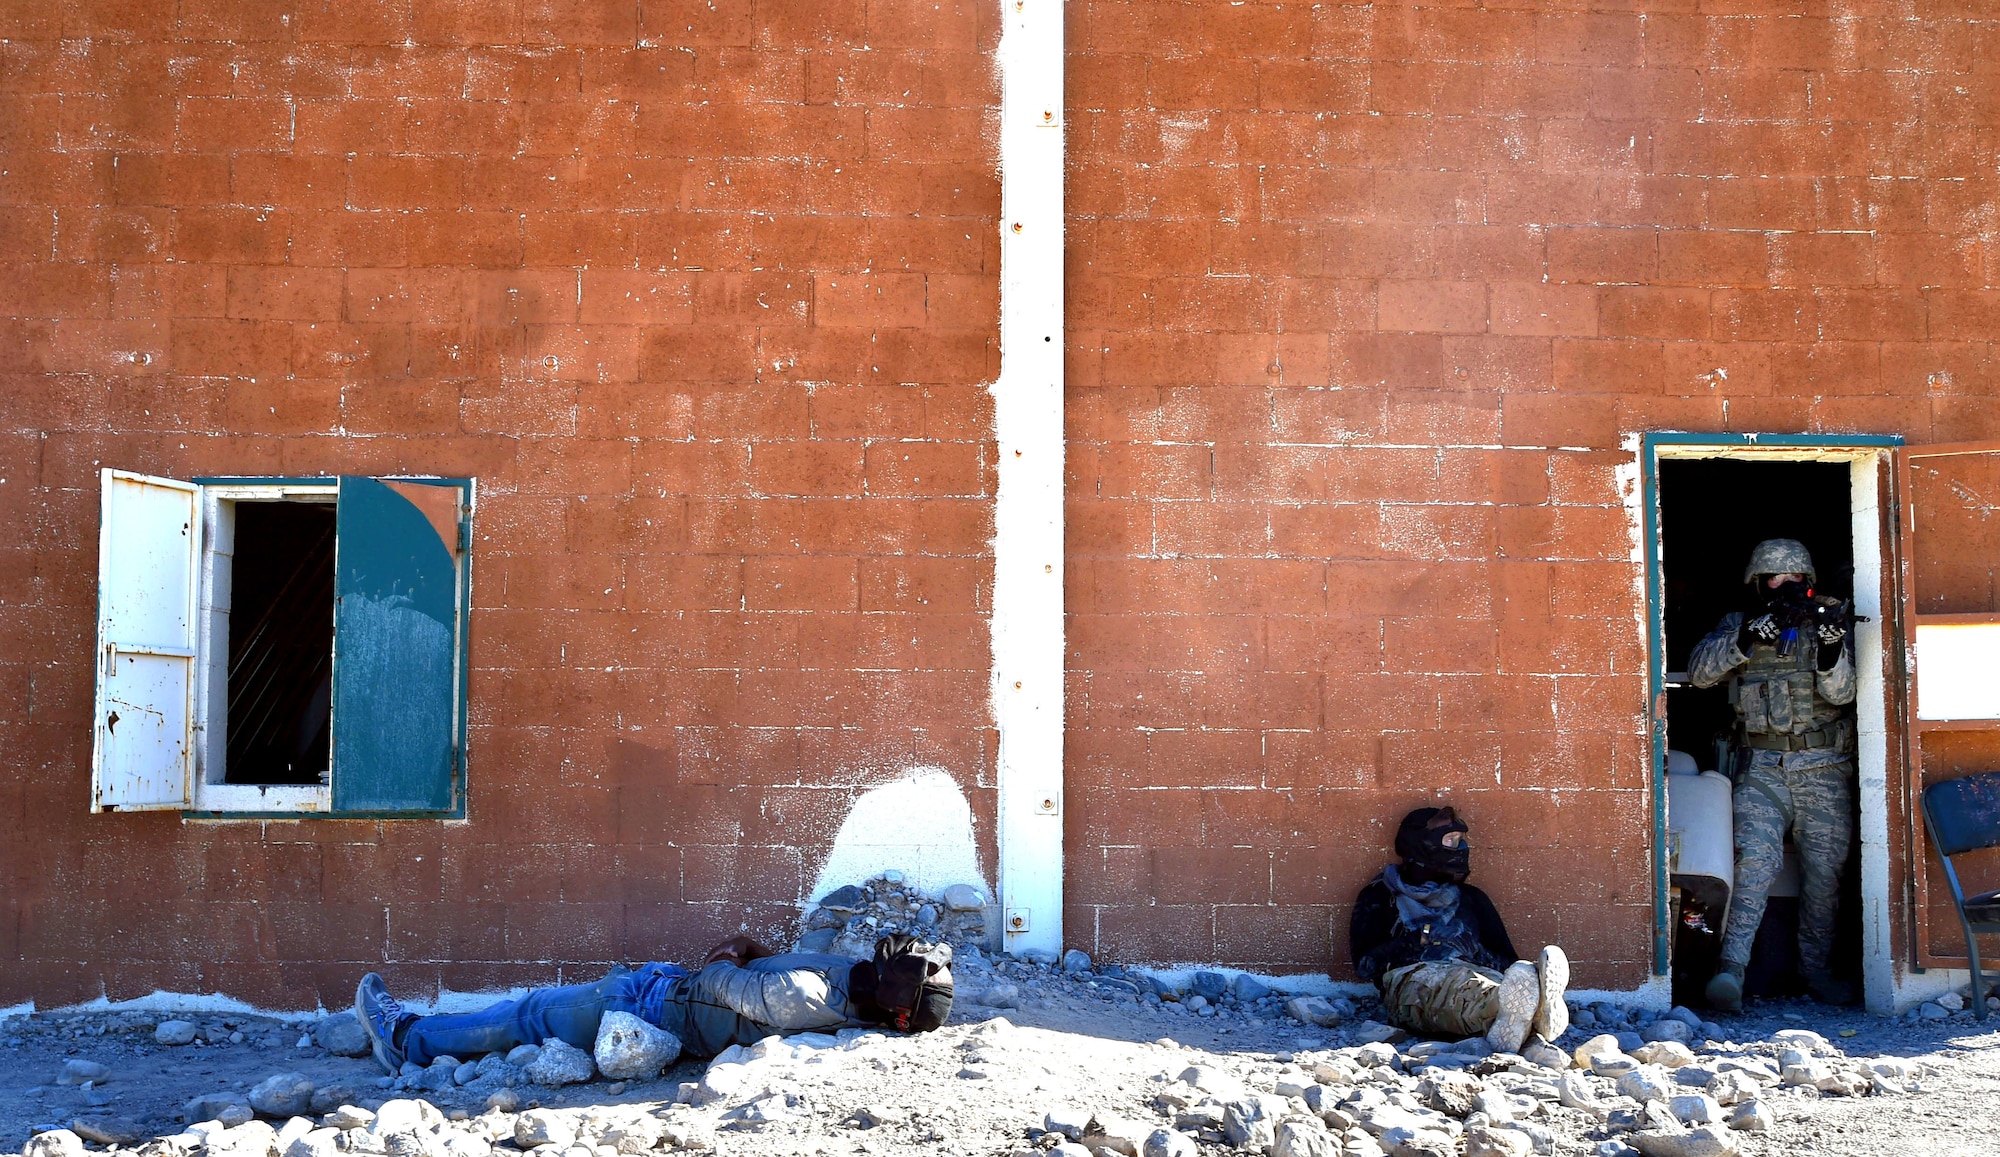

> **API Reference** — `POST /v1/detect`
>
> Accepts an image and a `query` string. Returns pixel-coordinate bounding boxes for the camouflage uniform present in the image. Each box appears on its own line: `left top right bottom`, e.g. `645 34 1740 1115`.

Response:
1380 961 1503 1038
1689 605 1857 973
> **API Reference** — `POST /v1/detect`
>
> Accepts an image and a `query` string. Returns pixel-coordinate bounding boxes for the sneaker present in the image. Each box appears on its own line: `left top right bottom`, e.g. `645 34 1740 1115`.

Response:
1705 962 1745 1013
1803 968 1859 1006
1529 945 1570 1042
354 972 410 1075
1486 960 1540 1053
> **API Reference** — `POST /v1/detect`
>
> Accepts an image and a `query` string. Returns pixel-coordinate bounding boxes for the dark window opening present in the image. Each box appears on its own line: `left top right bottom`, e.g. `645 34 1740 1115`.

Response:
226 501 335 786
1657 458 1862 1006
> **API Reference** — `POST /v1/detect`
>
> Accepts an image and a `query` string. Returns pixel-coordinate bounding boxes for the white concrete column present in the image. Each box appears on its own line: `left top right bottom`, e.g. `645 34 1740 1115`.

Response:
992 0 1065 959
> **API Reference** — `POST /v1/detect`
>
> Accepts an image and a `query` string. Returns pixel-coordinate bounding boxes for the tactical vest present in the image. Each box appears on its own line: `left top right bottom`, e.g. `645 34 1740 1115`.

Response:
1729 638 1852 751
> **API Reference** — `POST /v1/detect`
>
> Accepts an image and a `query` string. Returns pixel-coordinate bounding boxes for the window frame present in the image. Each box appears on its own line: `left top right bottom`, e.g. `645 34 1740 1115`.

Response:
191 480 339 815
92 471 474 821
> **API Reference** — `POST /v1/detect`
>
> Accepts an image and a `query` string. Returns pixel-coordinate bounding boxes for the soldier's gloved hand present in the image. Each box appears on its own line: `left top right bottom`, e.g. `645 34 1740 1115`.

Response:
1815 618 1847 646
1739 613 1782 650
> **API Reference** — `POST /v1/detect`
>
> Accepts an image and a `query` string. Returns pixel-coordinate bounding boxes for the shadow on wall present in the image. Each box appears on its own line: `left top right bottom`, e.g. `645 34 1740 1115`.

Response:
806 769 990 906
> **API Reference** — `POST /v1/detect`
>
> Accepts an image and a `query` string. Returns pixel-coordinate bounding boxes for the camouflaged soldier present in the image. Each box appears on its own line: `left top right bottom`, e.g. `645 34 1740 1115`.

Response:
1689 538 1858 1011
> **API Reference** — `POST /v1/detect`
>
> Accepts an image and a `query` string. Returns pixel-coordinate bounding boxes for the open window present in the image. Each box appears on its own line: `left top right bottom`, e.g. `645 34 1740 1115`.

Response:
91 472 473 818
1899 442 2000 966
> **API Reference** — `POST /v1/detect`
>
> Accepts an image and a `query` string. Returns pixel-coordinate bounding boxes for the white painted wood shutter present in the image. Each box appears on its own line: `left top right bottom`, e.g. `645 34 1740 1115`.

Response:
92 469 201 811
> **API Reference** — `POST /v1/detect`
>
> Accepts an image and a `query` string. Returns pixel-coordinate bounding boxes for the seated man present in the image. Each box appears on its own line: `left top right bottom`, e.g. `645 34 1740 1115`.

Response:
1348 806 1569 1052
353 933 953 1074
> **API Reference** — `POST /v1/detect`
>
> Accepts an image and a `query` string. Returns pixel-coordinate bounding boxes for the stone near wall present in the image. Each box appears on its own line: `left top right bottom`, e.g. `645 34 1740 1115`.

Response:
247 1073 314 1118
523 1040 594 1086
69 1118 142 1147
313 1019 371 1059
593 1012 682 1080
184 1092 254 1128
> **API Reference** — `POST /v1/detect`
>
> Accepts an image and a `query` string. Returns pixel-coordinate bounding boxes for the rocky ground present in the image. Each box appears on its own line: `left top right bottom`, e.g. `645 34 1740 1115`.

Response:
3 882 1997 1157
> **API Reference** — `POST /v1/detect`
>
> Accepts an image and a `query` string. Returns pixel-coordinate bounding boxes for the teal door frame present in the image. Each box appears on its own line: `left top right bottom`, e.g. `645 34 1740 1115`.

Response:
1637 432 1904 977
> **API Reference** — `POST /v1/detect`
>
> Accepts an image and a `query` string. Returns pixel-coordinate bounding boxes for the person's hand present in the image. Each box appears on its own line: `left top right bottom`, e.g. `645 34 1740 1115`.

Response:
702 934 775 967
1815 618 1847 646
1739 613 1781 650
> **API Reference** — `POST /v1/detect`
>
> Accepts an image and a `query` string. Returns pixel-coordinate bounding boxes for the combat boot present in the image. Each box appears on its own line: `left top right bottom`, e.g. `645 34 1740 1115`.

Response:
1705 962 1745 1013
1803 968 1859 1006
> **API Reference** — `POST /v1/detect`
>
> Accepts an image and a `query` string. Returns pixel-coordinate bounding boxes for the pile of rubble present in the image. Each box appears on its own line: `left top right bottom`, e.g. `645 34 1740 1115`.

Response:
1016 1026 1929 1157
794 872 989 957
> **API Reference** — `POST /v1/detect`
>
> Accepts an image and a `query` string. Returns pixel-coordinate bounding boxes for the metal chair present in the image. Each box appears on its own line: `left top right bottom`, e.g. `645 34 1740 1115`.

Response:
1919 770 2000 1020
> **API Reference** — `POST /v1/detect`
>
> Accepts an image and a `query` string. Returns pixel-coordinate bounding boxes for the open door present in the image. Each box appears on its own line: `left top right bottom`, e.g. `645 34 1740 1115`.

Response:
330 476 466 815
93 470 201 811
1898 441 2000 965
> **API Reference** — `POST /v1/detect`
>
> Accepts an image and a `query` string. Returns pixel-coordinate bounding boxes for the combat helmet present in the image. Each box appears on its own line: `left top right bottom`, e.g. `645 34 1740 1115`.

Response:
1742 538 1815 585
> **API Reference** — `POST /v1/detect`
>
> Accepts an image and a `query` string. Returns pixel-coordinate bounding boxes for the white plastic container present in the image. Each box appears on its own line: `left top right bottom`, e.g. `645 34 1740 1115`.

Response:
1667 757 1734 915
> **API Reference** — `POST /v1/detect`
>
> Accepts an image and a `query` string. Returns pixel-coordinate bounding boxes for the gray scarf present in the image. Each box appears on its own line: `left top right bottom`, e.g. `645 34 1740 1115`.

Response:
1379 863 1488 966
1381 862 1460 931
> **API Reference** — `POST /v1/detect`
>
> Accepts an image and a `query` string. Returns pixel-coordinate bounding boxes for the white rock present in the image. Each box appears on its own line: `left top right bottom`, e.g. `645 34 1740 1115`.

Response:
1520 1038 1569 1071
1556 1072 1606 1116
1287 997 1348 1027
23 1131 85 1157
1571 1034 1624 1071
440 1135 491 1157
248 1073 315 1118
1780 1060 1829 1088
322 1106 374 1130
1465 1125 1532 1157
1141 1128 1198 1157
273 1118 315 1153
1705 1071 1760 1106
943 884 985 911
1668 1094 1722 1125
1594 1054 1642 1079
1640 1019 1691 1045
1273 1120 1340 1157
155 1020 200 1046
1937 991 1965 1011
692 1062 748 1106
1726 1100 1772 1132
375 1099 446 1137
58 1060 111 1085
207 1122 279 1157
185 1093 255 1129
1631 1042 1696 1069
1627 1125 1739 1157
1043 1107 1093 1141
1222 1098 1276 1150
1617 1067 1674 1104
1768 1029 1832 1055
524 1039 594 1086
515 1109 577 1149
593 1012 682 1080
506 1044 541 1067
1083 1115 1153 1157
281 1128 340 1157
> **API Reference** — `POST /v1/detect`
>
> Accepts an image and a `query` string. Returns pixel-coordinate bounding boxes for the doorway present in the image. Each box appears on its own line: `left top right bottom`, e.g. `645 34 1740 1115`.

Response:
1656 458 1864 1005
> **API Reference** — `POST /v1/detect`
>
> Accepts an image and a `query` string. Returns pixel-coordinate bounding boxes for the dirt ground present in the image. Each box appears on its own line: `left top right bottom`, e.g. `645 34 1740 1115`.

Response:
4 963 1998 1157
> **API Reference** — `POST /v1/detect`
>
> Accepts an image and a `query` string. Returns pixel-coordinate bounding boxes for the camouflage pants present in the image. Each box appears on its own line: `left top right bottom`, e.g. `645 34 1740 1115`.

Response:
1380 962 1502 1038
1718 752 1856 973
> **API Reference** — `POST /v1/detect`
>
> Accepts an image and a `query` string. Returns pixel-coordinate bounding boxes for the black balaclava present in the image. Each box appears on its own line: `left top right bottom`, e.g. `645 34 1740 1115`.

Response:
848 935 953 1033
1394 805 1471 884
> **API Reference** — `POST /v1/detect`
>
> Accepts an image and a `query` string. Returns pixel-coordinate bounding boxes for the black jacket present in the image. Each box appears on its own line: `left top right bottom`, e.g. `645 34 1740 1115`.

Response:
1348 875 1518 985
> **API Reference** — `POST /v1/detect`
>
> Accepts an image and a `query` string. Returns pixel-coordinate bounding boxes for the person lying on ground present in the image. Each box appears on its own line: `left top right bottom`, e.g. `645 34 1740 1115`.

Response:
353 932 953 1075
1348 805 1570 1052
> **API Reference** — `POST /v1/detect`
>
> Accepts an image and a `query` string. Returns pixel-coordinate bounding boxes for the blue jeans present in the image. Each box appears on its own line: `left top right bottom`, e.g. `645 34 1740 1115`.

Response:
402 967 675 1067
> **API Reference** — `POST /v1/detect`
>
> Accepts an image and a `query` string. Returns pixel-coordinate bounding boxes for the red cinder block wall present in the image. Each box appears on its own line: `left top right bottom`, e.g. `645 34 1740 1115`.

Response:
0 2 1001 1008
1064 1 1999 989
6 2 2000 1005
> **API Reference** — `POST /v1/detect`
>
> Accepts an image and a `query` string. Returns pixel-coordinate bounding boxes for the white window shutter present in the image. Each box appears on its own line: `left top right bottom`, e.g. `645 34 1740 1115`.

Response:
92 469 200 812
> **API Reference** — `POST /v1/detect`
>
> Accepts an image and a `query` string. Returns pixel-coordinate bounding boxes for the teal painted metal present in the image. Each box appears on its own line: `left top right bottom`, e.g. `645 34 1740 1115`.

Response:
331 476 466 816
1638 431 1904 977
1645 432 1904 449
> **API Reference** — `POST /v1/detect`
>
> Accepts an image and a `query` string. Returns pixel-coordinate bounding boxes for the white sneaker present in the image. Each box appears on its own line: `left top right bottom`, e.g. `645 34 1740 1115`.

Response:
1486 960 1540 1053
1530 944 1570 1042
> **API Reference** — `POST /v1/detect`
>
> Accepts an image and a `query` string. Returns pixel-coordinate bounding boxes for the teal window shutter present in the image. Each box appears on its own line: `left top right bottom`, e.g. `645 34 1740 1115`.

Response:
331 476 469 816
